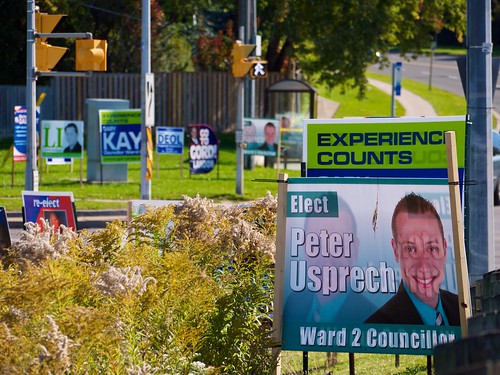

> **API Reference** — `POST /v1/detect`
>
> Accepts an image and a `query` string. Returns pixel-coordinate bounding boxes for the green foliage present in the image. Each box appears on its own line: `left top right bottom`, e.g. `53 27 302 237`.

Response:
259 0 466 95
0 194 278 373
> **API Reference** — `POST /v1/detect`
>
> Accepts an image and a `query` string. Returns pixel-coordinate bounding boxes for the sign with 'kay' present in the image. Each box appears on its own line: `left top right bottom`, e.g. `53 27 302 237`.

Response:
99 109 141 164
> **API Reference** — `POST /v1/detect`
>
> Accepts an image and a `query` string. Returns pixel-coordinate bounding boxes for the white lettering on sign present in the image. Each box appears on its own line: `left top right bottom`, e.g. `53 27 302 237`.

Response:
33 198 60 208
158 134 182 145
290 194 330 214
103 132 141 151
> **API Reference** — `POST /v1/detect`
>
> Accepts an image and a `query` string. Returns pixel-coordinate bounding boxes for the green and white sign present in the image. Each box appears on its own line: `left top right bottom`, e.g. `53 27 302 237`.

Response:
99 109 141 164
281 177 461 355
41 120 84 159
303 116 465 178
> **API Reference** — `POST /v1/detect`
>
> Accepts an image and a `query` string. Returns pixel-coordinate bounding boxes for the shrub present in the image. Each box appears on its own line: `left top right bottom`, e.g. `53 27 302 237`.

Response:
0 194 278 374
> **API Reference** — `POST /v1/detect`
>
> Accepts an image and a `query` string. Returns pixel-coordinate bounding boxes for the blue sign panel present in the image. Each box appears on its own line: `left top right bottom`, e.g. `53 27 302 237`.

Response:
189 124 218 174
156 127 184 155
14 106 40 162
99 109 141 164
393 62 402 96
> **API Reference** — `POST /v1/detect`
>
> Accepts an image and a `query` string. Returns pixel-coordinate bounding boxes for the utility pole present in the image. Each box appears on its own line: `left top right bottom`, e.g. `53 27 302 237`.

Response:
465 0 494 281
140 0 154 199
235 26 245 195
26 0 38 191
26 1 103 191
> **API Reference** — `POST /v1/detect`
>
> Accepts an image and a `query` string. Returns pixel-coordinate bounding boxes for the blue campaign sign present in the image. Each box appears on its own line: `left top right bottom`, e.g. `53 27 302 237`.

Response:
14 106 40 162
99 109 142 164
100 123 141 163
189 124 218 174
156 127 184 155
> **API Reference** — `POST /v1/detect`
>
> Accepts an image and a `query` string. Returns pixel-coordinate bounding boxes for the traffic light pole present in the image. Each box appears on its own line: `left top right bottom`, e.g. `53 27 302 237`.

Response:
26 0 38 191
465 0 494 281
236 77 244 195
140 0 152 199
235 26 246 195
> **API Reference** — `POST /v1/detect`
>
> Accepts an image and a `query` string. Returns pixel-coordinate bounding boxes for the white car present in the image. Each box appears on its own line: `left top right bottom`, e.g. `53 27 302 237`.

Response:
493 130 500 205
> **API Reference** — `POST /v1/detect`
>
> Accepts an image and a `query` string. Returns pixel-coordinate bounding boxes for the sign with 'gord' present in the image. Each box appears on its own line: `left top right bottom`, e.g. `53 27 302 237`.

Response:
304 116 465 178
99 109 141 164
188 124 218 174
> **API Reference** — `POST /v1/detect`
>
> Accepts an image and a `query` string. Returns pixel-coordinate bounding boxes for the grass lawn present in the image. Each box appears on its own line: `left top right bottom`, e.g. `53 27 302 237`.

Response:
0 135 302 211
281 351 429 375
0 71 466 211
366 72 466 116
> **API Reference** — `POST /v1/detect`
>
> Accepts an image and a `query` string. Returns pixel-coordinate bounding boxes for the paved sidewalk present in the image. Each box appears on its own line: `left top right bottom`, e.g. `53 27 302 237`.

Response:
368 78 437 117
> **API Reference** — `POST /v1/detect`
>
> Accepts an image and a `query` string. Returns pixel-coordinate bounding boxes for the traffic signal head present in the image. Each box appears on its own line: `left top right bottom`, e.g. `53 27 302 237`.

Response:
35 12 68 71
36 40 67 71
76 39 107 71
35 12 65 41
231 41 255 78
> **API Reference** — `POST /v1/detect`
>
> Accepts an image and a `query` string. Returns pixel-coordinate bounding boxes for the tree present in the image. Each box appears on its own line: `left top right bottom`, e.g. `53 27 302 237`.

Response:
0 0 466 89
258 0 466 96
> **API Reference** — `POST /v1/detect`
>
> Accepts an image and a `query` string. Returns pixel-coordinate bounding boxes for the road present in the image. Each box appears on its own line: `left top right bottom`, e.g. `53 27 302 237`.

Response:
367 53 500 118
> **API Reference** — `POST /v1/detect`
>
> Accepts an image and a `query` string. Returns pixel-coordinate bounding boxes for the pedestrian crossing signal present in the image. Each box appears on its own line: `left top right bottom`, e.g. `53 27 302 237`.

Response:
250 62 267 79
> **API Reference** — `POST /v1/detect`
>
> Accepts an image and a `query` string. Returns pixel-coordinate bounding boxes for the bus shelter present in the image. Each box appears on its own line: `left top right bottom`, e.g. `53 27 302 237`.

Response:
264 79 317 170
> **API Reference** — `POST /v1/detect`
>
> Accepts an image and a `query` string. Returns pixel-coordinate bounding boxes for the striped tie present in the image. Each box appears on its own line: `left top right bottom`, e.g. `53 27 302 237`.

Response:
436 311 444 326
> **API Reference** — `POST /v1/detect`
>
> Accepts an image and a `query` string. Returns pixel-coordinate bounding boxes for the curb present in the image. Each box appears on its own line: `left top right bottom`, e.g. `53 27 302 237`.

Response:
6 209 127 230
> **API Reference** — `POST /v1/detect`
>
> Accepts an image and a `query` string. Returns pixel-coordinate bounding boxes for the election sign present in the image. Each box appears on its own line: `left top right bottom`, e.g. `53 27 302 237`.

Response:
242 118 279 157
22 191 77 232
188 124 218 174
280 177 460 355
304 116 466 179
278 113 304 159
46 158 73 165
156 127 184 155
99 109 141 164
41 120 84 159
14 106 40 162
0 206 11 251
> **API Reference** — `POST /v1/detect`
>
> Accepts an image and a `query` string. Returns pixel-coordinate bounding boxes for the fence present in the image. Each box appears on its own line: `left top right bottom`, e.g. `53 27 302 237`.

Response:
0 71 287 139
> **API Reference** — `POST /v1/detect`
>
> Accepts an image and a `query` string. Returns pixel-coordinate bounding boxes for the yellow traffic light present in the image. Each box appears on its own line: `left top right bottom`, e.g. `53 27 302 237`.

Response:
232 42 255 78
35 12 67 71
35 12 65 40
36 40 67 71
75 39 107 71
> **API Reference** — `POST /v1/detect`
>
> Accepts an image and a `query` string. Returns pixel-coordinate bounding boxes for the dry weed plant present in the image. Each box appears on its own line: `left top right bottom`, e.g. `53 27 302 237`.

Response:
0 194 278 374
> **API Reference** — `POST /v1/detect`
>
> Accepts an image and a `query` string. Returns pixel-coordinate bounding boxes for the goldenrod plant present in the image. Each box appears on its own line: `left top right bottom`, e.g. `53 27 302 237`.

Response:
0 193 278 374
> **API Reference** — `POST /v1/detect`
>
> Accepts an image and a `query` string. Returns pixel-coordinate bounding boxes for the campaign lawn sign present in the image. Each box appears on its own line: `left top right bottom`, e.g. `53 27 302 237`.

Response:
46 158 73 165
127 199 182 222
22 191 77 232
156 127 184 155
303 116 465 179
188 124 218 174
0 206 11 251
14 106 40 162
41 120 84 159
278 177 460 356
242 118 280 157
99 109 141 164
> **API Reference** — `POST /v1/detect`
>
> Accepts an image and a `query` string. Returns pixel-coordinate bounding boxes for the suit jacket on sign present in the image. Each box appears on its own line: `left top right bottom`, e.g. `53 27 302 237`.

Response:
364 283 460 326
